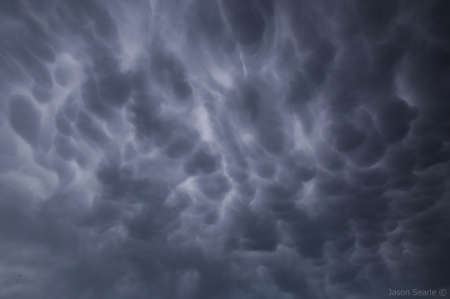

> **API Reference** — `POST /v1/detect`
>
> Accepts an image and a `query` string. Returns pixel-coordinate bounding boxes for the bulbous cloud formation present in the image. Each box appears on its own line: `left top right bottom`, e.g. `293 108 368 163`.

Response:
0 0 449 298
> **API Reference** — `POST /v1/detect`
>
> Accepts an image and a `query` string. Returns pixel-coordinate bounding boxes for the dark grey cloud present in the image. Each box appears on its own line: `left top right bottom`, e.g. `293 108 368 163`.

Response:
221 0 268 46
8 94 41 147
0 0 449 298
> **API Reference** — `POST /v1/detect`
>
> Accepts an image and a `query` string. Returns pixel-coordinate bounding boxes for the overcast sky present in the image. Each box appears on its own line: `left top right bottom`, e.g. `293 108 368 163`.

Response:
0 1 449 298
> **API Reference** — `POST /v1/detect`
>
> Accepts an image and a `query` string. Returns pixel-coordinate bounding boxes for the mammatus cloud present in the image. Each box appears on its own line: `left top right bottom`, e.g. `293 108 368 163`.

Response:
0 0 449 298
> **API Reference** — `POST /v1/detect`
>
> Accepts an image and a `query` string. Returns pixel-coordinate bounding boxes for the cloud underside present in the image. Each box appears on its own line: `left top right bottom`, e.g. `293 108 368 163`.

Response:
0 1 449 298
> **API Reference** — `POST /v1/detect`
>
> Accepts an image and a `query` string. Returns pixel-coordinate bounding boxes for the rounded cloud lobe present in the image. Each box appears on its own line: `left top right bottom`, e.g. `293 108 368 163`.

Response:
0 1 449 299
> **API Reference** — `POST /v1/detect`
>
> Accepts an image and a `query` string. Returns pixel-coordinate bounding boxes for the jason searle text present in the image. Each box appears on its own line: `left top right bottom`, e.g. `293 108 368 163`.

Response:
389 289 447 296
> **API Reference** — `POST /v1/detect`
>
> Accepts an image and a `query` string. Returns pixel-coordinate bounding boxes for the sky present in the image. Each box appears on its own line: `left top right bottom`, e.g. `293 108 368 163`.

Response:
0 1 449 298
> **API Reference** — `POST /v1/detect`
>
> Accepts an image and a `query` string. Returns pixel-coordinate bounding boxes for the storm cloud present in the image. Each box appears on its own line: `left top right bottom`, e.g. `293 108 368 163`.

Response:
0 1 449 298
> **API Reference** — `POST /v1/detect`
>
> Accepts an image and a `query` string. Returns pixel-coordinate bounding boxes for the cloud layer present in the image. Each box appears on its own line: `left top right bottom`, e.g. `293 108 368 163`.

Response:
0 1 449 298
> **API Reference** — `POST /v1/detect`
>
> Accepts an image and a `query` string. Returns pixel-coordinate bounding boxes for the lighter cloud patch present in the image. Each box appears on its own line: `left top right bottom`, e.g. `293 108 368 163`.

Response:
218 177 237 219
176 269 199 299
110 2 150 72
193 105 215 143
0 170 56 201
69 164 101 205
208 63 235 90
291 117 315 154
239 129 257 148
54 53 83 89
176 176 200 203
239 50 248 78
0 128 58 199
